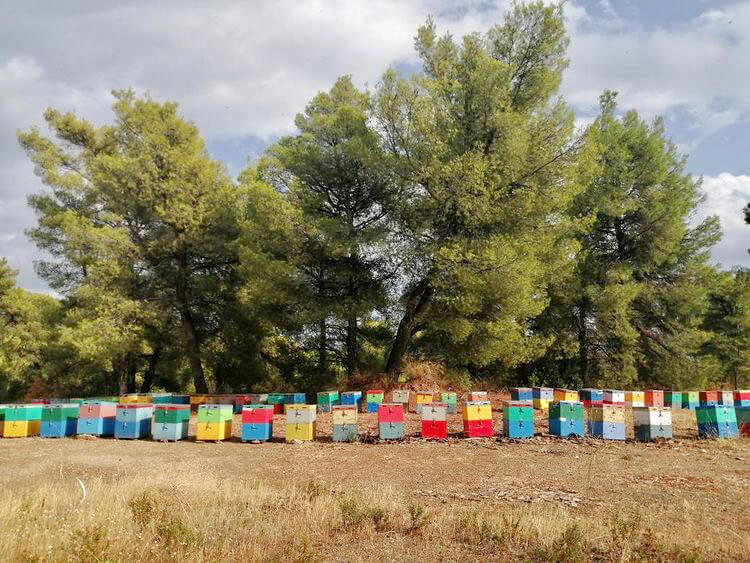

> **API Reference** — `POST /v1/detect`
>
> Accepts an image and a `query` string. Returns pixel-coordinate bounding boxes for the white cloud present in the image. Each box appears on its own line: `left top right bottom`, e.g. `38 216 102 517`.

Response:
695 173 750 269
2 0 750 291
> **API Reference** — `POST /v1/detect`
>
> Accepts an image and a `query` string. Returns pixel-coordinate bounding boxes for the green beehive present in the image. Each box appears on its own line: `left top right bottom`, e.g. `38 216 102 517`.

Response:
5 405 43 421
197 404 233 423
549 401 584 420
696 406 735 424
41 404 79 421
154 407 191 424
503 403 534 421
267 393 286 405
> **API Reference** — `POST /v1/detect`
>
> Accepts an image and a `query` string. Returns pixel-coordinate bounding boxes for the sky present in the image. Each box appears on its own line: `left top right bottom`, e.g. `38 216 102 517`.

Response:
1 0 749 292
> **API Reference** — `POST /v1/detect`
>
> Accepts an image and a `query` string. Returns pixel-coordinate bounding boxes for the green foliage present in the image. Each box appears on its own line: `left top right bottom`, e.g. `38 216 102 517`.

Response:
526 91 721 388
702 269 750 388
8 2 747 395
376 2 585 376
0 258 61 400
262 76 397 379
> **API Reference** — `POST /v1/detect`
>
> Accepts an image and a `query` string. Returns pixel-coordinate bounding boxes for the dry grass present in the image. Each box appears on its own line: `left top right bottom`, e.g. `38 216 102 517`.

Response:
0 408 748 562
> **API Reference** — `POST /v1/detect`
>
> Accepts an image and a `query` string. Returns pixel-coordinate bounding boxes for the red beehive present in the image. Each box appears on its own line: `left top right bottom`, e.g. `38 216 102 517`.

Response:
463 419 494 438
644 390 664 408
241 406 274 424
377 403 404 423
422 420 447 439
699 390 719 405
80 402 117 419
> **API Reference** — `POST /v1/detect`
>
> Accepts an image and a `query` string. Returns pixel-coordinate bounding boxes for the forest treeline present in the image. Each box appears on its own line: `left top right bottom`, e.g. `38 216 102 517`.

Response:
2 2 749 400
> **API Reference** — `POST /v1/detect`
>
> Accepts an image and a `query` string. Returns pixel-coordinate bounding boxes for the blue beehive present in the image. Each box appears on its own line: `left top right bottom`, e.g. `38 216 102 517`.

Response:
77 401 117 436
588 405 626 440
241 422 272 441
40 404 79 438
502 401 534 439
115 404 154 439
696 405 738 438
286 393 306 405
580 388 604 407
548 401 585 437
340 391 362 410
510 387 533 401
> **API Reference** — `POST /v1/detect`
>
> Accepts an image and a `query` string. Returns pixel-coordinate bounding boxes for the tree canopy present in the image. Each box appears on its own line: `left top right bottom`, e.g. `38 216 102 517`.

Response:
5 1 747 399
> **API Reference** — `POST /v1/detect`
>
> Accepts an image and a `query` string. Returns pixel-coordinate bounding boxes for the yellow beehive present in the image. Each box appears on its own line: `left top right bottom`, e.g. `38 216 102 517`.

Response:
463 402 492 421
196 420 232 441
468 391 488 402
533 398 550 410
589 404 625 423
3 420 40 438
625 391 645 407
286 422 316 441
554 389 578 402
332 407 357 425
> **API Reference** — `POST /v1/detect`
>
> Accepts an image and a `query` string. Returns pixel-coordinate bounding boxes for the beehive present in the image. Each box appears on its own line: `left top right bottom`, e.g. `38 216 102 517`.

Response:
699 391 718 407
364 390 384 413
441 392 458 414
411 391 434 414
510 387 533 402
286 393 306 406
682 391 699 410
152 404 191 441
3 405 42 438
603 390 625 405
331 405 358 442
735 390 750 408
317 391 339 413
462 400 493 438
250 393 269 404
736 406 750 437
267 393 287 415
588 404 626 440
285 404 316 442
625 391 645 408
196 404 233 441
421 402 447 440
40 404 79 438
532 387 553 410
548 401 584 438
502 401 534 439
241 405 274 442
468 391 488 402
77 401 117 436
190 394 208 412
664 391 683 410
718 391 734 406
115 404 154 439
233 394 252 414
695 405 738 439
633 406 672 441
580 389 603 407
643 390 664 408
390 389 410 410
0 405 6 437
340 391 362 411
378 403 404 440
554 389 579 403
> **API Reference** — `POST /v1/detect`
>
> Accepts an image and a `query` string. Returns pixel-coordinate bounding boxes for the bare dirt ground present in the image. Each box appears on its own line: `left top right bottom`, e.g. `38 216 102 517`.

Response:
1 403 748 562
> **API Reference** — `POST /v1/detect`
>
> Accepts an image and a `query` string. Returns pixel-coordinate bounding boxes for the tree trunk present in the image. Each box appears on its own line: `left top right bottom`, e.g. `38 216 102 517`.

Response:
577 301 591 386
385 279 433 378
127 356 137 394
115 356 129 396
318 317 328 373
181 310 209 394
346 316 357 379
140 346 162 393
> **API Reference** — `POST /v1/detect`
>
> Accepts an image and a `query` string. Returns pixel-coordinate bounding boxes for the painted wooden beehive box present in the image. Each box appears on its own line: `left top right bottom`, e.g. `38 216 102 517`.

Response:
549 401 584 438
